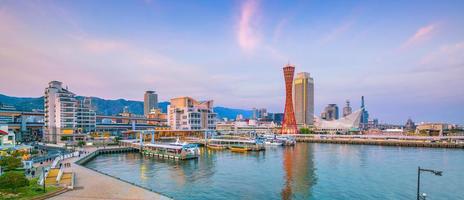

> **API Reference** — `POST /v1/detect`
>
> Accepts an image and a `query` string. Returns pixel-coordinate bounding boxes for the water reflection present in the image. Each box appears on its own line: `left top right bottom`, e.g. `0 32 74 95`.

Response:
282 144 317 199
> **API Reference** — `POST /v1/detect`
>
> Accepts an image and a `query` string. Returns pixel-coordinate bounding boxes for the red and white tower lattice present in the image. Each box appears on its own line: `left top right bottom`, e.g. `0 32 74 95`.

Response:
281 64 298 134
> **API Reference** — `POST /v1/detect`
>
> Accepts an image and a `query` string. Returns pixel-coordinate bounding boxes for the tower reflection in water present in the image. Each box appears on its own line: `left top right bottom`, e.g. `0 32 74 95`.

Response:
282 144 317 200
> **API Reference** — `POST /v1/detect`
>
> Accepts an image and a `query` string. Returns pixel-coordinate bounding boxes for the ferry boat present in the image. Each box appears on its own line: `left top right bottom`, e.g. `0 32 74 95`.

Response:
207 144 227 150
229 145 252 152
142 139 199 160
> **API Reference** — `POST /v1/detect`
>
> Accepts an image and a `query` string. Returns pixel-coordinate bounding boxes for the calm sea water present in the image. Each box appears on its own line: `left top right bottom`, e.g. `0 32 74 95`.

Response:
84 143 464 200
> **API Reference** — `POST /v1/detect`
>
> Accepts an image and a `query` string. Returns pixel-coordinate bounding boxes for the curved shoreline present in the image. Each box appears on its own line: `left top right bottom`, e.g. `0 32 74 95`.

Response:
49 147 172 200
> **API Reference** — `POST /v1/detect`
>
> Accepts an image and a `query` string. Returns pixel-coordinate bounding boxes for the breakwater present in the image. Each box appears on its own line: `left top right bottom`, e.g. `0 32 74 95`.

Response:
295 137 464 148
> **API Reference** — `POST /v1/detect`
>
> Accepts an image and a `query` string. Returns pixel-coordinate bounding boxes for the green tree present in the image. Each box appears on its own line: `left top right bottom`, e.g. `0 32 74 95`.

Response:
0 156 23 171
300 128 310 134
77 141 86 147
0 171 29 192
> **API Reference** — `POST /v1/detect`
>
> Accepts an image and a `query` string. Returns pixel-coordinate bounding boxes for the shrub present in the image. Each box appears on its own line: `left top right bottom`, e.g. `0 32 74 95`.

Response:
0 171 29 192
0 156 23 171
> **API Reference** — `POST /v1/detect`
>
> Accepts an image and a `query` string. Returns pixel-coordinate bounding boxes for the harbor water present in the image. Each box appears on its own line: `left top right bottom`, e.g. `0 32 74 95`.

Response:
84 143 464 200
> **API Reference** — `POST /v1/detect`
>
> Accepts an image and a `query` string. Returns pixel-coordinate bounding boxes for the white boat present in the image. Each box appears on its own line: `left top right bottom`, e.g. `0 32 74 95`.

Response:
265 140 284 146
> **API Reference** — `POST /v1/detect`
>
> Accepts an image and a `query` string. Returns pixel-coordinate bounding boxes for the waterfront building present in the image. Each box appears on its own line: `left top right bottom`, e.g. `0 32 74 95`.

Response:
293 72 314 126
321 104 339 121
281 64 298 134
216 120 277 135
144 91 158 116
314 109 362 134
342 100 352 117
44 81 78 143
415 122 453 136
167 97 217 130
44 81 96 143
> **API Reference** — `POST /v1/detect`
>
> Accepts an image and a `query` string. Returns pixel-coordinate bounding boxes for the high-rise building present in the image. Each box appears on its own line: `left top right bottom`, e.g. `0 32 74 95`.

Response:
321 104 339 121
360 96 369 124
44 81 96 143
342 100 352 117
252 108 267 120
282 64 298 134
167 97 217 130
144 91 158 116
293 72 314 126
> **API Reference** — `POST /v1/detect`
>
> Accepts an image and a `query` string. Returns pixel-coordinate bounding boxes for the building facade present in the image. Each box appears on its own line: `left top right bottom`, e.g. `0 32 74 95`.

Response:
293 72 314 126
144 91 158 116
321 104 339 121
44 81 96 143
167 97 217 130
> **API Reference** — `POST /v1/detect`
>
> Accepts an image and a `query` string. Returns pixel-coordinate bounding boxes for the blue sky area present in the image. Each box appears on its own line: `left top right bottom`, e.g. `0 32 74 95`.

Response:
0 0 463 124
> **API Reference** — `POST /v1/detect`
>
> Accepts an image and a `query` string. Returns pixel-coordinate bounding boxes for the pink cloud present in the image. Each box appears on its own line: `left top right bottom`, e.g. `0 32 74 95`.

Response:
401 24 438 49
237 0 260 52
321 20 355 44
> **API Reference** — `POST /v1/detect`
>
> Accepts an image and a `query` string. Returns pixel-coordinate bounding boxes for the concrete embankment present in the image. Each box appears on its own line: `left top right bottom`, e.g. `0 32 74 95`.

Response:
49 146 171 200
296 137 464 149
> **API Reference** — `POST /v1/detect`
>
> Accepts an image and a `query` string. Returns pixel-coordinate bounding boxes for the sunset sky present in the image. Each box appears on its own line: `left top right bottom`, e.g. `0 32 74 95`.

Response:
0 0 463 124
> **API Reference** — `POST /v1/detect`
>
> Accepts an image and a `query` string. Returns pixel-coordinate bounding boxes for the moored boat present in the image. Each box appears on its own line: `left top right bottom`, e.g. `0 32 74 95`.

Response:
229 145 251 152
207 144 227 150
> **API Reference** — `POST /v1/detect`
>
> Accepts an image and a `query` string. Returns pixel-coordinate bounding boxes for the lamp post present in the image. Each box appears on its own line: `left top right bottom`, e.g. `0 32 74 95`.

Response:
42 167 46 192
417 166 442 200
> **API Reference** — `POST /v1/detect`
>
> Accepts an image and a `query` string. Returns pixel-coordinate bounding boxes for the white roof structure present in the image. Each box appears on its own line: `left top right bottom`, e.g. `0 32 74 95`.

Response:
314 109 362 131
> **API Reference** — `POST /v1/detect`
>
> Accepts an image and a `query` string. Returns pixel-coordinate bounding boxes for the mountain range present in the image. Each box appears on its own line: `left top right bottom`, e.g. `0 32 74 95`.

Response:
0 94 252 120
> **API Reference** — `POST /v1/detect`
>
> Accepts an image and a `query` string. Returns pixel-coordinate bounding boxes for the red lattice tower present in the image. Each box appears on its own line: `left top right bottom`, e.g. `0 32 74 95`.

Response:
281 64 298 134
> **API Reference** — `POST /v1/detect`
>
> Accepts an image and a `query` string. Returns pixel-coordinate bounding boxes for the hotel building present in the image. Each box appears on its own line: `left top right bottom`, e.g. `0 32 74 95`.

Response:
293 72 314 126
167 97 217 130
44 81 96 143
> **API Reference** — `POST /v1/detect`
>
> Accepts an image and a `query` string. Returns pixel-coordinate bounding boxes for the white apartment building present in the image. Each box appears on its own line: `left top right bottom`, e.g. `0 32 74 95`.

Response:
167 97 217 130
44 81 96 143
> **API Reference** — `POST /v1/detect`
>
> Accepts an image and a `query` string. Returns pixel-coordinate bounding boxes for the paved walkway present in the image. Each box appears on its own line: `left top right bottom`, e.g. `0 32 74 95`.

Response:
49 147 171 200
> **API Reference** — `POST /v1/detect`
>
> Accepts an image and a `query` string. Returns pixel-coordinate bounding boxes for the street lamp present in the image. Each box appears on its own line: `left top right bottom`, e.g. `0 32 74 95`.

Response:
417 166 442 200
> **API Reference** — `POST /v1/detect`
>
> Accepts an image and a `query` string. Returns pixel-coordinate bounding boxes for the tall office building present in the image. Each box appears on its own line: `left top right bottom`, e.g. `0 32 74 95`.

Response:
293 72 314 126
342 100 352 117
144 91 158 116
281 64 298 134
321 104 339 121
360 96 369 124
44 81 96 143
167 97 217 130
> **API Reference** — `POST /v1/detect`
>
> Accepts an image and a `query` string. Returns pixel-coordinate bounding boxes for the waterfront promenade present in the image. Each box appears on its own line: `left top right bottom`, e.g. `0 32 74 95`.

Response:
49 147 171 200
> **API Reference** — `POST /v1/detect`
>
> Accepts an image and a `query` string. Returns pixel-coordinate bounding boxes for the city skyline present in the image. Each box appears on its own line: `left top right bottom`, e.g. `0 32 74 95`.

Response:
0 0 463 124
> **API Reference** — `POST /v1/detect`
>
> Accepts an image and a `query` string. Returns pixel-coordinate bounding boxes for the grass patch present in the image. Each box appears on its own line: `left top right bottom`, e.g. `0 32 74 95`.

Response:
0 178 61 200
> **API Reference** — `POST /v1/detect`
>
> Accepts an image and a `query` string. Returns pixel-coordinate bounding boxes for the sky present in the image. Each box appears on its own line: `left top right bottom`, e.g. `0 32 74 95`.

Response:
0 0 463 124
